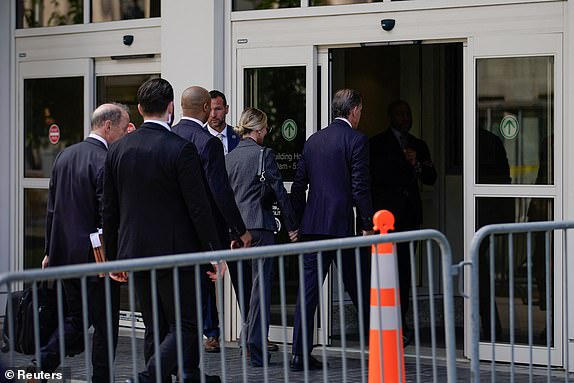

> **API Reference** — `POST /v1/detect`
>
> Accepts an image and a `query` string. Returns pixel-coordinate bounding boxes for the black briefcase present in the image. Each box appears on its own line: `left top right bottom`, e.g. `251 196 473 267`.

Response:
1 282 58 354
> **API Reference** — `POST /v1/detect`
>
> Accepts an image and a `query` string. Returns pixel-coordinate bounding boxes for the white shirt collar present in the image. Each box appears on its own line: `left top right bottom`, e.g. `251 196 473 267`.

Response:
207 124 226 138
335 117 352 128
181 116 206 127
88 133 108 149
145 119 171 131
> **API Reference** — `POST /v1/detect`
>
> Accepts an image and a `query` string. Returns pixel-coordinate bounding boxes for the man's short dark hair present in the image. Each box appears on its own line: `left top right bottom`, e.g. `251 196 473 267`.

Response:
209 90 227 106
137 78 174 116
332 89 362 119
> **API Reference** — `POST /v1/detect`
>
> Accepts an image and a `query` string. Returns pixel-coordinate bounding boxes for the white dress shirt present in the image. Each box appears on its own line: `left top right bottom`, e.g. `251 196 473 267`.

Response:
207 124 228 155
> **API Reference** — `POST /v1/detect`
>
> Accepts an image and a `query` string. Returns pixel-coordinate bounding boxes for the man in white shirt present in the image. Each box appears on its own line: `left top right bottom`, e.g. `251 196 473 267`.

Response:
206 90 240 155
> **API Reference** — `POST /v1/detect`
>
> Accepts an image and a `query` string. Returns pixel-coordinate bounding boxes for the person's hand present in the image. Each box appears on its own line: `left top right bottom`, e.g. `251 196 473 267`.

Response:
288 229 299 242
41 255 49 269
404 147 417 166
239 230 252 248
110 272 129 283
207 261 228 282
362 230 375 236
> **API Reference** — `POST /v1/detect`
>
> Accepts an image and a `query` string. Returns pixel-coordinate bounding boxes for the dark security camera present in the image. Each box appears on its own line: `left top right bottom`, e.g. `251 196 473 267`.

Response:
381 19 395 31
123 35 134 46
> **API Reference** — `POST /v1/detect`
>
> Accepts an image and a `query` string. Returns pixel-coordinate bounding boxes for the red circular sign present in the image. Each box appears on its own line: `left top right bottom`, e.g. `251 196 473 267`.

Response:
48 124 60 144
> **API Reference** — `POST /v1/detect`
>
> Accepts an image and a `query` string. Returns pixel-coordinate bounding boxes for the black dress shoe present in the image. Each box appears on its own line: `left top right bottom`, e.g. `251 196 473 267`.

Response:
290 355 324 371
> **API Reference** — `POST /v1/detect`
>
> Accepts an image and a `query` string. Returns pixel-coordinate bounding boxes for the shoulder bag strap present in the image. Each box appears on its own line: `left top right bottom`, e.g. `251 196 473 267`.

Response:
257 147 267 181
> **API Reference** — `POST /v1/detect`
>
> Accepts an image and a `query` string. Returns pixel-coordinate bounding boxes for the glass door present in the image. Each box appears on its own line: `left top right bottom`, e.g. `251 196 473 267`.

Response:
94 57 161 328
232 45 320 344
18 59 92 271
465 34 563 365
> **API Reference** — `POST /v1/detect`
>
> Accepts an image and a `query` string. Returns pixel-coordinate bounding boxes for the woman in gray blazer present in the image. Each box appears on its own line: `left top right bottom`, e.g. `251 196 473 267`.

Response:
225 107 299 367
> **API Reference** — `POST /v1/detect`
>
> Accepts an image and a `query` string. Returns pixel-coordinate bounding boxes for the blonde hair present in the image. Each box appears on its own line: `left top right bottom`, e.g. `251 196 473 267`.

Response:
235 107 267 137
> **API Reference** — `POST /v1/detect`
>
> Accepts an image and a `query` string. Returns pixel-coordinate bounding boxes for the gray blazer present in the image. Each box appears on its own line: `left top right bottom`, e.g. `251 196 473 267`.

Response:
225 138 298 232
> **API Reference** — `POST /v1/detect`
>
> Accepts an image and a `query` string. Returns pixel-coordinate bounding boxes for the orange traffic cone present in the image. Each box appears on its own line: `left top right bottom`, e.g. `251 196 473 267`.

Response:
368 210 405 383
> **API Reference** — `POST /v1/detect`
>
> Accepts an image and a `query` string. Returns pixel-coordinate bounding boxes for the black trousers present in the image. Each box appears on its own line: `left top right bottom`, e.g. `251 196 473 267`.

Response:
227 259 253 323
134 269 199 383
292 235 371 356
40 278 120 383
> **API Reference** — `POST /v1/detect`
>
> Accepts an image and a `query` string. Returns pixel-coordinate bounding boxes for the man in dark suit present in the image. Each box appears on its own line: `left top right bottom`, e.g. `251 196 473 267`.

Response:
172 86 252 354
103 78 221 383
369 100 437 345
290 89 374 371
37 103 130 382
206 90 240 154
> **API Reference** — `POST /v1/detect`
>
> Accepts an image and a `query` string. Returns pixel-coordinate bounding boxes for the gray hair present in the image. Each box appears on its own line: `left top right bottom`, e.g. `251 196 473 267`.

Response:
332 89 362 119
91 103 128 129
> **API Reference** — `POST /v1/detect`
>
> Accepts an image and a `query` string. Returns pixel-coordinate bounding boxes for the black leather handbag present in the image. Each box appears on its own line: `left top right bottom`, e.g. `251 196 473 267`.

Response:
257 147 276 210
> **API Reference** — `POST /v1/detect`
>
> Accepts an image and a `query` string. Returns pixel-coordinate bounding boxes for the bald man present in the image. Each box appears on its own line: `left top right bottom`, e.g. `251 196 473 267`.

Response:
172 86 252 353
34 103 130 382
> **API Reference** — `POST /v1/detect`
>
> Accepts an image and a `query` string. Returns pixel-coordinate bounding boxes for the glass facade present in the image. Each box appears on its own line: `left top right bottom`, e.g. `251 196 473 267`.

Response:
96 74 159 129
476 57 554 185
24 77 84 179
16 0 160 28
92 0 160 23
233 0 380 10
24 189 49 270
16 0 83 28
244 66 306 182
476 197 554 346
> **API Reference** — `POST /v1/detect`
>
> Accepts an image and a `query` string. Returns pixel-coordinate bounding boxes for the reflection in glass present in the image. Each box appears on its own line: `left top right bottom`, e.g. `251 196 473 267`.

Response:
24 189 48 270
311 0 380 5
244 67 306 182
233 0 299 11
24 77 84 178
16 0 83 28
476 197 554 346
97 74 159 130
476 57 554 185
92 0 160 22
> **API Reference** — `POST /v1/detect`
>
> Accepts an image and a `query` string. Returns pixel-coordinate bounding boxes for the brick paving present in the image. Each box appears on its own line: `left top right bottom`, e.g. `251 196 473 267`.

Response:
2 336 573 382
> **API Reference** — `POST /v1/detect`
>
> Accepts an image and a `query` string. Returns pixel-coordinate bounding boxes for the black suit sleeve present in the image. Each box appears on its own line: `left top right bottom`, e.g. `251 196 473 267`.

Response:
351 135 374 231
264 149 298 232
202 138 247 240
44 153 61 257
95 164 105 228
290 149 308 224
177 142 222 251
103 152 119 261
416 140 437 186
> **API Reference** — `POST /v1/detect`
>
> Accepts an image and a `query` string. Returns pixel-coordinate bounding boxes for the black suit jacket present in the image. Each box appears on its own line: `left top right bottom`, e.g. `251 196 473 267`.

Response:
369 129 437 231
103 122 220 260
45 137 107 266
172 118 247 246
291 119 373 237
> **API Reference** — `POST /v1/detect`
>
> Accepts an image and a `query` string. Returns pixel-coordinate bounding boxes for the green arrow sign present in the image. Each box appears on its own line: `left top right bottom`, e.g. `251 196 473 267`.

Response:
499 115 519 140
281 119 297 142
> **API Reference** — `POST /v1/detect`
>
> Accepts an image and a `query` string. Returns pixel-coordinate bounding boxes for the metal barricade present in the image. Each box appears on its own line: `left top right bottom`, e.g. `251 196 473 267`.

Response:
469 220 574 382
0 229 456 383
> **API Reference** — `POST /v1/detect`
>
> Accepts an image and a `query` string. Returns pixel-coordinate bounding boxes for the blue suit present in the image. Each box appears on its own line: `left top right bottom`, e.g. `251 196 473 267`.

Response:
290 118 373 357
173 118 248 341
225 124 240 152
